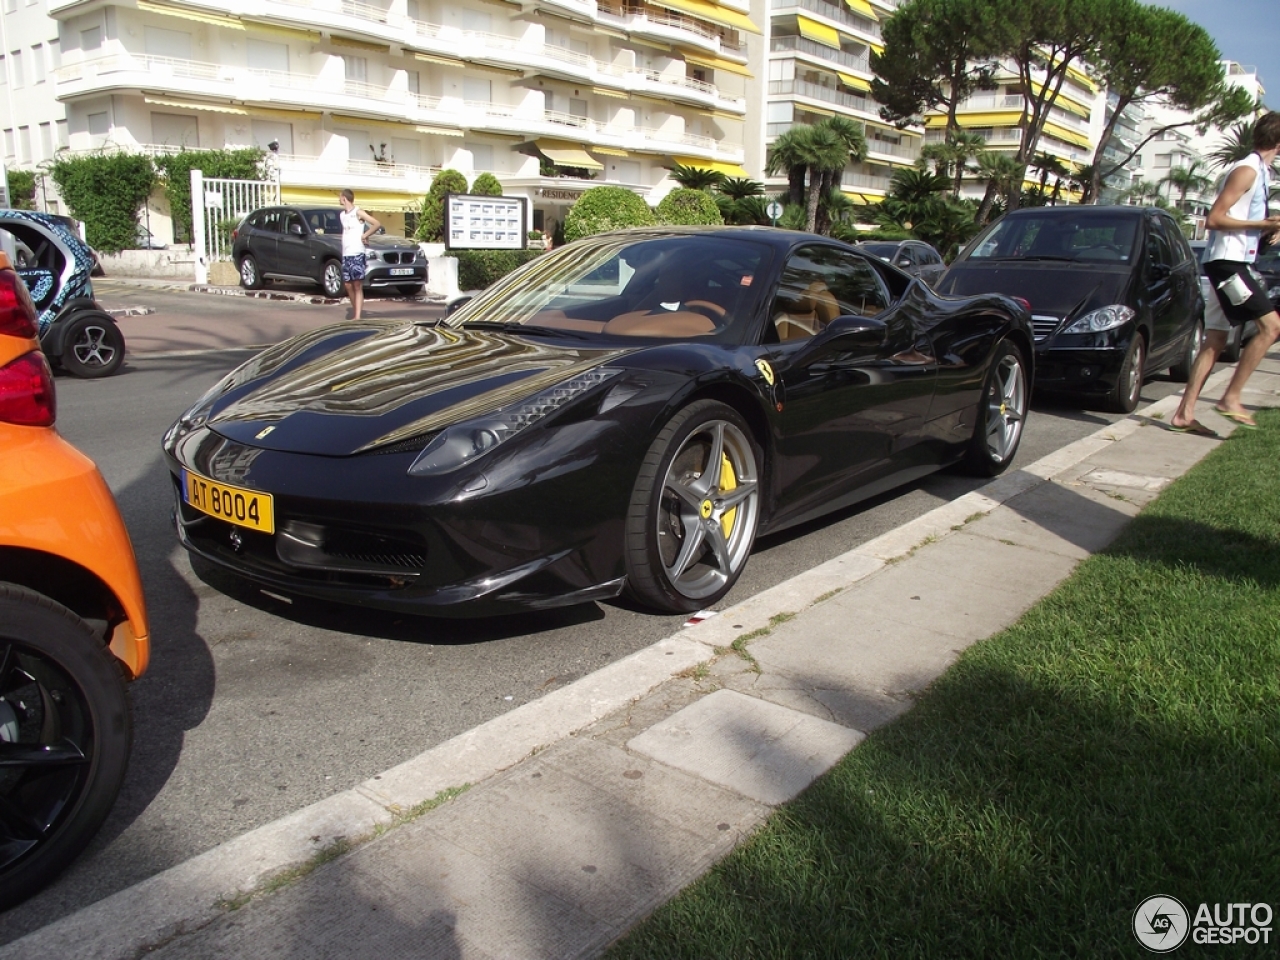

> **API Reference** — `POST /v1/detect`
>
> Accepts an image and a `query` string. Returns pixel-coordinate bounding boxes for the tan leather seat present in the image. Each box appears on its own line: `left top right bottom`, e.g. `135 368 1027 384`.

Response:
774 280 840 340
604 310 717 337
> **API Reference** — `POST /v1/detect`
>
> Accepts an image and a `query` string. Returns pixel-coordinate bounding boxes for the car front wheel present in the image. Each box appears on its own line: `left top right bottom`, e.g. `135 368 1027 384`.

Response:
60 312 125 378
963 340 1028 476
625 401 761 613
0 584 132 909
321 260 344 298
1169 318 1204 382
1106 333 1146 413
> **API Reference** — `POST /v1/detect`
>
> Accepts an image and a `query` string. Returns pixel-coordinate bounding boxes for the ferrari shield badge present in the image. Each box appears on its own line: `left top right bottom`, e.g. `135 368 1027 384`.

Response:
754 358 775 386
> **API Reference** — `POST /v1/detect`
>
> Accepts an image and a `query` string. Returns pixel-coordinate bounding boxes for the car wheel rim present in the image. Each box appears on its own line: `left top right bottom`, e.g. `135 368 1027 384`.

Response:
324 266 342 296
0 639 94 874
1127 340 1145 405
985 352 1026 462
72 325 115 368
240 260 255 285
656 420 759 601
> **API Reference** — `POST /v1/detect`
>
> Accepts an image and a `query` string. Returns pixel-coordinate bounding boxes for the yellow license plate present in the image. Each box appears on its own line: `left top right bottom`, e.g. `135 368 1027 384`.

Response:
182 470 275 534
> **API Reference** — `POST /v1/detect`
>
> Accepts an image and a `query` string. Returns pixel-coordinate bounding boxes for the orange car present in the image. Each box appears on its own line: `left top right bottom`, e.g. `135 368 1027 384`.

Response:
0 250 149 908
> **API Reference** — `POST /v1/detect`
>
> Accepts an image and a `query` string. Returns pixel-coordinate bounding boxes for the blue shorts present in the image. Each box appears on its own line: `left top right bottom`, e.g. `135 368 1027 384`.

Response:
341 255 366 282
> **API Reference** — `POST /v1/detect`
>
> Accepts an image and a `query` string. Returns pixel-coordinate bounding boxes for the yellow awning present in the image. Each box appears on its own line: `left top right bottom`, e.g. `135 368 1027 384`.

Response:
137 0 244 29
144 96 248 115
415 52 463 67
1066 64 1097 92
844 0 879 20
929 110 1021 127
536 140 604 170
241 21 322 43
282 187 421 210
593 86 632 100
592 146 630 156
672 157 749 177
1042 121 1092 150
869 40 884 56
683 52 754 78
653 0 762 35
330 35 391 53
332 114 416 131
838 72 872 92
797 16 841 49
414 125 464 137
1030 81 1093 118
798 103 835 117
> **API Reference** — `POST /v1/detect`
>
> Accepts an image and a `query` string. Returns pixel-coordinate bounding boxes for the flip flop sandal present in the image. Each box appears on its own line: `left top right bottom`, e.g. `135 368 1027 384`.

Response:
1214 409 1258 429
1168 420 1219 438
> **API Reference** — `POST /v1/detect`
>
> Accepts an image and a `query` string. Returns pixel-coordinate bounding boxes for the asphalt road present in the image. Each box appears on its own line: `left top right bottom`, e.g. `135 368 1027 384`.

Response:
0 281 1191 943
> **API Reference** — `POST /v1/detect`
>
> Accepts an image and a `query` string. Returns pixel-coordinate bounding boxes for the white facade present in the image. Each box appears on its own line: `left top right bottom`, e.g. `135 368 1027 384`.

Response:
3 0 760 242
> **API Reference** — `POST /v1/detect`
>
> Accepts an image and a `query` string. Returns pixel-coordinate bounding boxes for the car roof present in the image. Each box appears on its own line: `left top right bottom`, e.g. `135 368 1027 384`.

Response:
1000 204 1146 221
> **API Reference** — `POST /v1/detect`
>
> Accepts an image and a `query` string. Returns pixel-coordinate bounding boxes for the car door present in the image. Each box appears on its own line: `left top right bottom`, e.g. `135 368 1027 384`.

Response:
765 244 937 527
242 209 282 273
915 244 946 286
1141 215 1185 365
275 210 313 279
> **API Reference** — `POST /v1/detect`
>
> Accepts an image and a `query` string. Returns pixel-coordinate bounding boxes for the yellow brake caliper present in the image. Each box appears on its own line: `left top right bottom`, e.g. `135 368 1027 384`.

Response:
719 453 737 538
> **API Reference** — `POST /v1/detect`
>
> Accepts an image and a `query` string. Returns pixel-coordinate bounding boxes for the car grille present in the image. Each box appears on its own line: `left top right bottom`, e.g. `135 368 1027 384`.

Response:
1031 314 1062 341
377 251 417 265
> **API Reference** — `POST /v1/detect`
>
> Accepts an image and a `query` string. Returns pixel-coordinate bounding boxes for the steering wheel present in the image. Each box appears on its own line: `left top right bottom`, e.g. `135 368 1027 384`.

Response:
1078 244 1125 259
684 299 727 320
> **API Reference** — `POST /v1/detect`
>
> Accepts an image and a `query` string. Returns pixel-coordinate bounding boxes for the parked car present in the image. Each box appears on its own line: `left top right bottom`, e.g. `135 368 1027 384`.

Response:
937 205 1203 412
164 227 1032 618
1189 239 1262 363
134 224 167 250
856 239 947 286
0 250 150 907
232 206 427 298
0 209 125 377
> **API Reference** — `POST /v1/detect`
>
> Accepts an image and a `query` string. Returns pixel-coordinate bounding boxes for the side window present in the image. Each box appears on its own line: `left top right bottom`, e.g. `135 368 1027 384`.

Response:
259 210 283 234
772 245 888 342
1145 220 1173 274
1159 218 1193 268
283 212 305 236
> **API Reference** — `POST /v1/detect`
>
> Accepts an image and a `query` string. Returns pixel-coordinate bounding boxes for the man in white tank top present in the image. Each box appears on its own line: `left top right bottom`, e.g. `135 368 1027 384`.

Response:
338 188 381 321
1171 113 1280 432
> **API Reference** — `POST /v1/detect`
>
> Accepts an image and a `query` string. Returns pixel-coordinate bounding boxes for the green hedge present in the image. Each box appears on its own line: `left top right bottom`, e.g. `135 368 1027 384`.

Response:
50 153 157 253
153 148 263 243
656 187 723 226
6 170 36 210
416 169 468 242
456 248 543 290
564 186 655 242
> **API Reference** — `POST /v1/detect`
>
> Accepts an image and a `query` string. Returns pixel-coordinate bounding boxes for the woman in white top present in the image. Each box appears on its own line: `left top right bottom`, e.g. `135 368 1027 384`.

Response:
338 189 380 321
1170 113 1280 433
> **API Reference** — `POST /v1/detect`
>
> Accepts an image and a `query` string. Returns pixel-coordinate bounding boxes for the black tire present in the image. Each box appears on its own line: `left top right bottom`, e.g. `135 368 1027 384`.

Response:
962 340 1029 477
1221 325 1243 364
0 584 132 909
397 284 425 298
238 255 263 290
321 260 344 299
625 400 761 613
1169 318 1203 382
59 312 125 379
1105 333 1146 413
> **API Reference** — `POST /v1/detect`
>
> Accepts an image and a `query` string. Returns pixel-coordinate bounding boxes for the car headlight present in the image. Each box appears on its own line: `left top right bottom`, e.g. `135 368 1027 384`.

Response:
364 249 379 262
407 367 621 476
164 373 235 444
1062 305 1135 334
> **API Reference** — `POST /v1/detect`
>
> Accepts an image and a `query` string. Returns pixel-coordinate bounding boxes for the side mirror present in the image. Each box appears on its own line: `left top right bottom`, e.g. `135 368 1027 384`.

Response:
1147 262 1171 282
289 223 305 236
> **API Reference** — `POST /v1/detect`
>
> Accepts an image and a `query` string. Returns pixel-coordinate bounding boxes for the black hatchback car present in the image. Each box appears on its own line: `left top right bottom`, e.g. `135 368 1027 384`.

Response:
232 206 427 298
937 205 1203 412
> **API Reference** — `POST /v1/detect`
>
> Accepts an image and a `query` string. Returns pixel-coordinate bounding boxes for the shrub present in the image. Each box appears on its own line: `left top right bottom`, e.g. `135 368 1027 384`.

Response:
470 172 503 196
563 186 655 242
416 169 468 242
6 169 36 210
153 148 264 244
455 248 543 290
656 187 724 226
50 152 157 253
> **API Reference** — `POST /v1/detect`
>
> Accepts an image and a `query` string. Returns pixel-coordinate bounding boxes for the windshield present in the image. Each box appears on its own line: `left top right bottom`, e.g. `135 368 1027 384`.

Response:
448 232 771 341
967 214 1139 264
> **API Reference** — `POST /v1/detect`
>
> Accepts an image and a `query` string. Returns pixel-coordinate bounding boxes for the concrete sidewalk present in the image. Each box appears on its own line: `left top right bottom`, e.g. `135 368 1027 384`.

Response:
5 358 1272 960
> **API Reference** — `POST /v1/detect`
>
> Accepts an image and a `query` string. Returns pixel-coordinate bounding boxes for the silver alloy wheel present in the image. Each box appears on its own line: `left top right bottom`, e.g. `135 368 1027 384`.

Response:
239 257 258 287
1124 336 1145 408
655 419 760 601
322 261 343 298
984 351 1027 462
70 321 117 369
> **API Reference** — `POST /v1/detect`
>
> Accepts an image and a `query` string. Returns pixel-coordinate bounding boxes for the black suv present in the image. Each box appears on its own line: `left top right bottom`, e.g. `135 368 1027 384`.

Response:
232 206 427 298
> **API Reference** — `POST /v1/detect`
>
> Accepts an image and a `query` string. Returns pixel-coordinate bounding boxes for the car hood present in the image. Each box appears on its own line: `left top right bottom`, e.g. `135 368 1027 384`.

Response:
940 263 1131 319
204 322 628 456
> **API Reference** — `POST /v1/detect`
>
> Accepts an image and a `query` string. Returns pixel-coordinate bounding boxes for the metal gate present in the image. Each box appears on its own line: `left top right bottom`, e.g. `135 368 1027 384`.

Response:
190 170 279 284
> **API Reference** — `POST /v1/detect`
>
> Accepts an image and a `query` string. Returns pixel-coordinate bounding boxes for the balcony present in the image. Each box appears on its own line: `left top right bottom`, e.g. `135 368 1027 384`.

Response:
769 78 873 114
596 3 746 54
774 0 882 41
770 35 871 73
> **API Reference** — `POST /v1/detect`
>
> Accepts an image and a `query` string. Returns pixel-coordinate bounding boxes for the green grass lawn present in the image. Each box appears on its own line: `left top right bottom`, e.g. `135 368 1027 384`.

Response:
609 414 1280 959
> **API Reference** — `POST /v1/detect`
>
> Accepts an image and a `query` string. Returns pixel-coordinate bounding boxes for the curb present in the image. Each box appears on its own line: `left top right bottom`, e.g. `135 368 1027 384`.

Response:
0 366 1234 960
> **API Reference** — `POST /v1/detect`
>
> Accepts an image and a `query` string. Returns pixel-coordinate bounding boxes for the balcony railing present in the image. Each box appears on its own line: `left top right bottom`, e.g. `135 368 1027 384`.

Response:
769 78 872 114
777 0 882 40
770 35 871 73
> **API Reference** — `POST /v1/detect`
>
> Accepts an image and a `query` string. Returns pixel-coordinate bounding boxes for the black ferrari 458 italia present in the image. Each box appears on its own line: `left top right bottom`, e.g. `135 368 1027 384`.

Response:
163 227 1033 617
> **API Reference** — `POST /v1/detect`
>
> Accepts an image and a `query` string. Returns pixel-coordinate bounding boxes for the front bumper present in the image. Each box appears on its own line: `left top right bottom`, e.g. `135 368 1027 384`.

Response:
1031 328 1133 397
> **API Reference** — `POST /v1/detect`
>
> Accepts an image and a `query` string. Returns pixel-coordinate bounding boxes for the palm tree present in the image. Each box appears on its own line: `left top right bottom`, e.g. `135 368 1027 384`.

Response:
974 152 1022 225
668 162 724 191
1160 161 1212 212
814 116 866 234
1028 152 1070 205
1123 180 1163 206
1208 121 1254 169
766 122 852 233
715 178 766 225
717 177 764 201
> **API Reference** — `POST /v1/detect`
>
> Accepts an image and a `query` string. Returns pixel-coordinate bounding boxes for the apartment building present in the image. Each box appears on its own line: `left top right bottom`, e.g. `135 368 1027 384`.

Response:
4 0 761 241
763 0 918 202
0 0 69 210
